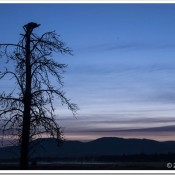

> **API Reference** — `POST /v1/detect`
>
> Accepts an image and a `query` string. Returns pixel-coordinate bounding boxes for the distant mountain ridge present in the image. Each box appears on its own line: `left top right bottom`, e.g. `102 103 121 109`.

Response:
1 137 175 160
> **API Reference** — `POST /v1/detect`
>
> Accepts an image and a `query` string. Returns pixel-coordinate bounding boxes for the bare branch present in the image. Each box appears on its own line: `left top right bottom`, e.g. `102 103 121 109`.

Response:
0 44 25 49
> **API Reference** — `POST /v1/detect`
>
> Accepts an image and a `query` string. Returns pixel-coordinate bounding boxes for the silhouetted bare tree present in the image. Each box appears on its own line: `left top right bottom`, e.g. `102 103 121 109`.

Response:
0 22 78 169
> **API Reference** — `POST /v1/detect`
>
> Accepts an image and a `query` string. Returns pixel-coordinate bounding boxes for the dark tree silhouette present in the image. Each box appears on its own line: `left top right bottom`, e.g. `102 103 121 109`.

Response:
0 22 78 169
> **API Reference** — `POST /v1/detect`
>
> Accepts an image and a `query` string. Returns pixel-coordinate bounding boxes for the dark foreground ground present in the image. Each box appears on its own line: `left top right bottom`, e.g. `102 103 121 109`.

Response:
0 161 173 170
1 153 175 170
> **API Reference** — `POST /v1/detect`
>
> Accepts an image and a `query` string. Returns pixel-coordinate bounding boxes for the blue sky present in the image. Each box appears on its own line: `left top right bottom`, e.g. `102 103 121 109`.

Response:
1 4 175 141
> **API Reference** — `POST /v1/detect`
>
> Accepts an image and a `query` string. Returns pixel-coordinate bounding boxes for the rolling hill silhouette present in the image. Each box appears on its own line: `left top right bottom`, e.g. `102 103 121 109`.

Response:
1 137 175 160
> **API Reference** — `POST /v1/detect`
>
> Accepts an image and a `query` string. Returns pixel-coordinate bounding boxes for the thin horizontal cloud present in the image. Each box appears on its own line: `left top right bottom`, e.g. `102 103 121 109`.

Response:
105 43 175 52
67 63 175 77
86 117 175 125
152 91 175 104
58 114 175 132
77 42 175 53
117 125 175 132
75 125 175 133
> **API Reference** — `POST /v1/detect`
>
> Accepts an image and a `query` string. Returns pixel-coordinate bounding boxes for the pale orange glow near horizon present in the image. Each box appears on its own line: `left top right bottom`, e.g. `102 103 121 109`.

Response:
63 131 175 142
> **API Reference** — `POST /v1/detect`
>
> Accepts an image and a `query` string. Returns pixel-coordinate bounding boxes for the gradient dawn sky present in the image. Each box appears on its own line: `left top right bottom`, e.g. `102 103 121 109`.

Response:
1 3 175 141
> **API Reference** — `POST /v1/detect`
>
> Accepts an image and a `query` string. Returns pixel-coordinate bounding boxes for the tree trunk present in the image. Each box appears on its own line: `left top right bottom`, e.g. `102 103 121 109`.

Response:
20 28 32 170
